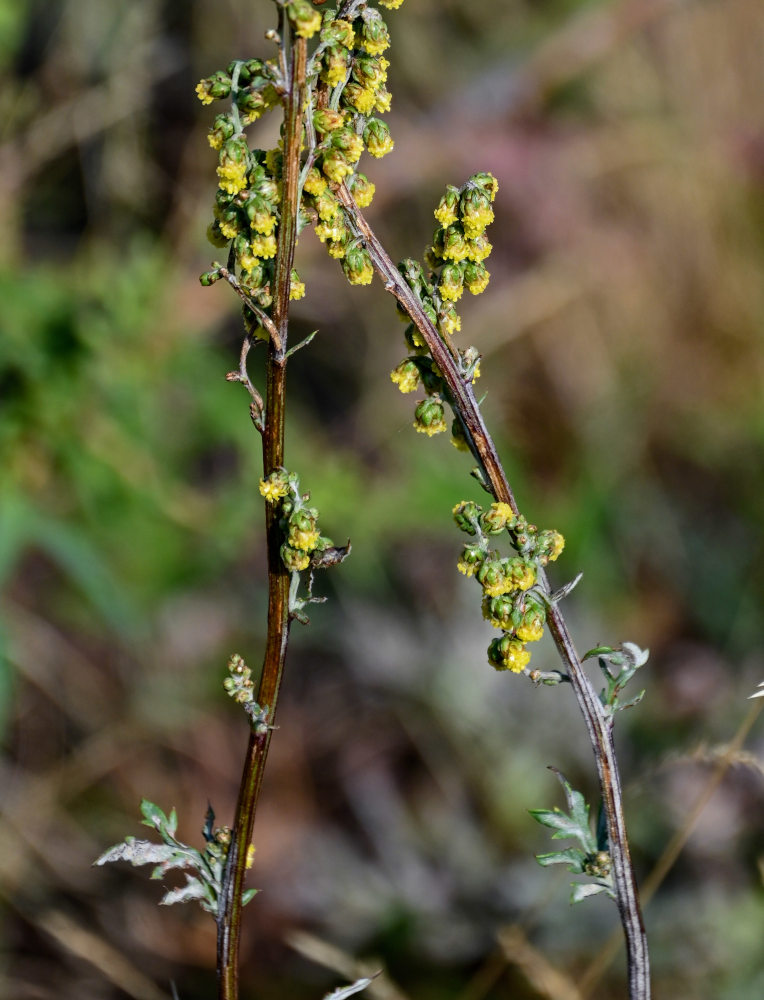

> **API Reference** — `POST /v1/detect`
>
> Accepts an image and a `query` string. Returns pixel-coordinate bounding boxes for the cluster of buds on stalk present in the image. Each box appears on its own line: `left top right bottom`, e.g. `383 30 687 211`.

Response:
452 500 565 673
258 468 335 572
388 173 496 445
196 2 408 318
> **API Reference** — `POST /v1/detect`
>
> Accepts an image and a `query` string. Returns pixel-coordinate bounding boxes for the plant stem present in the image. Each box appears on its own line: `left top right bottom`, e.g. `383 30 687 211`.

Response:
337 185 651 1000
216 31 308 1000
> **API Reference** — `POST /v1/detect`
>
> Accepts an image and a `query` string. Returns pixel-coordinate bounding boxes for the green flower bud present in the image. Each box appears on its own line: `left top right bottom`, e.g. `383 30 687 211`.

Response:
321 16 355 48
482 594 516 630
413 396 447 436
487 635 531 673
356 10 391 55
434 185 460 227
322 149 354 183
233 59 265 84
398 258 428 295
287 0 322 39
321 46 350 89
259 469 291 503
439 303 461 337
390 359 420 394
438 262 464 302
463 261 490 295
347 172 375 208
207 220 231 248
353 55 388 91
199 269 221 286
342 81 377 115
421 297 438 325
217 137 250 196
236 87 267 122
465 233 492 262
470 171 499 202
536 528 565 564
457 542 485 576
288 509 320 552
450 416 471 452
208 113 236 150
459 186 494 238
342 245 374 285
515 603 546 643
280 543 311 572
480 502 516 535
331 127 365 164
313 108 345 134
195 70 232 105
404 322 428 355
362 118 394 158
303 165 327 197
441 223 469 262
245 194 277 235
477 555 510 596
452 500 482 535
502 556 536 592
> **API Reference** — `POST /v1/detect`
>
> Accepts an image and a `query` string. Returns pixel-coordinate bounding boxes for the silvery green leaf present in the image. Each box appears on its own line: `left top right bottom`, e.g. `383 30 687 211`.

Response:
536 848 587 873
241 889 258 906
549 573 583 604
618 690 646 712
528 807 583 839
621 642 649 668
322 975 379 1000
140 799 169 832
94 837 176 867
160 874 207 907
570 881 611 905
149 849 201 879
583 645 615 661
167 807 178 838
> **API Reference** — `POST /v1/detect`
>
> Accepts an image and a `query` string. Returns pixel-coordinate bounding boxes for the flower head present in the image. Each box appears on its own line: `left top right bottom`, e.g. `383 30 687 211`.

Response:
259 471 289 504
390 359 420 394
413 396 447 436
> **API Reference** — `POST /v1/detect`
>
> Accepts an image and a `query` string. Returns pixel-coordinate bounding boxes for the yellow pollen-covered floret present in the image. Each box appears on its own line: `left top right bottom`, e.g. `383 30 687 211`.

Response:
195 81 214 105
259 478 288 503
390 363 419 393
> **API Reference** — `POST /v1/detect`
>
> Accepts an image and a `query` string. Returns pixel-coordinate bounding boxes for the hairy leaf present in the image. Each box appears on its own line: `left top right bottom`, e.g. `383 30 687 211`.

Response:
94 837 175 868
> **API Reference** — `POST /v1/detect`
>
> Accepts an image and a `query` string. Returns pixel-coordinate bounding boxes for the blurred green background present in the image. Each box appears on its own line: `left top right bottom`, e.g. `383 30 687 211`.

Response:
1 1 763 998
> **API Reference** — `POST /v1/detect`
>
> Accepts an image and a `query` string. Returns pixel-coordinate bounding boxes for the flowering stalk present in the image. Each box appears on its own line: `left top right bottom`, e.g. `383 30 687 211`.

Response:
214 26 308 1000
333 184 651 999
102 4 650 999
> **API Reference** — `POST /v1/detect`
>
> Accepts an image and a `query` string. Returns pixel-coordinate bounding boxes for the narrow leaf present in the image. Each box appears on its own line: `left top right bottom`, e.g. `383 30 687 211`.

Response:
571 882 611 904
95 838 175 867
322 975 379 1000
241 889 259 906
160 875 207 907
140 799 169 832
536 848 587 872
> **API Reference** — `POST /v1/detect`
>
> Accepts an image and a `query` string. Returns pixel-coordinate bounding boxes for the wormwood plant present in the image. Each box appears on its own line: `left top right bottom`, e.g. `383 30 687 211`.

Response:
97 3 652 998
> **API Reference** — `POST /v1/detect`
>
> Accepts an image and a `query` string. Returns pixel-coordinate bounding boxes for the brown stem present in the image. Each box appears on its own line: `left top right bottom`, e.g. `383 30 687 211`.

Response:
337 185 651 1000
216 32 308 1000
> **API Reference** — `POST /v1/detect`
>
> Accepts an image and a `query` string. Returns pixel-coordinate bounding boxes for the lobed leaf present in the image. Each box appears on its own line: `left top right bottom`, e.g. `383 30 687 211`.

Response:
94 837 176 868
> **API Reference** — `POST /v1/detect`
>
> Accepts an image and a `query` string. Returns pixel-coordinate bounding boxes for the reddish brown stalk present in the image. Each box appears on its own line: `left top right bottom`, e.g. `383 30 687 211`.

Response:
336 185 651 1000
216 31 308 1000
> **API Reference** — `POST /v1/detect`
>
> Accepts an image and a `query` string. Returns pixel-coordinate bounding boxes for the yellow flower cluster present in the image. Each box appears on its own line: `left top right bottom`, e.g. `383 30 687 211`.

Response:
390 360 420 394
259 470 330 575
451 501 566 674
259 472 289 503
